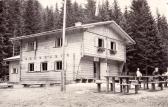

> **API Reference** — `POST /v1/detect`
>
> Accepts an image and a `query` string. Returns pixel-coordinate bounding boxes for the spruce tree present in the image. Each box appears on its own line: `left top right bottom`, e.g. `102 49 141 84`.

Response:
0 0 12 78
44 6 54 31
53 3 60 29
84 0 97 23
23 0 43 35
111 0 123 25
156 13 168 70
98 0 111 21
127 0 163 74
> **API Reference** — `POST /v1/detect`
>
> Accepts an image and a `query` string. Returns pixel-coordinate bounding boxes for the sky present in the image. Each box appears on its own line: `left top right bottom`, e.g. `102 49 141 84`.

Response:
38 0 168 20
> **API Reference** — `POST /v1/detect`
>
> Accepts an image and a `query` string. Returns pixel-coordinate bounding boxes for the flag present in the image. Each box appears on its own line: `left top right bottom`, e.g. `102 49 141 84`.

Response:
95 0 100 16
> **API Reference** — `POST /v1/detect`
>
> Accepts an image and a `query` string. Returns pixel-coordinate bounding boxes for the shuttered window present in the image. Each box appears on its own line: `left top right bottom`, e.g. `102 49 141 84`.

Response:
28 41 37 51
55 61 62 70
12 68 18 74
98 38 104 48
110 41 116 51
28 63 34 72
55 38 62 48
41 62 48 71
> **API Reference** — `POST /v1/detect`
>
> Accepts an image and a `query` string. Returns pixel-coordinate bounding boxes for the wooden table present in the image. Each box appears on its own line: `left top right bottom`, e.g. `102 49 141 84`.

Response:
104 75 136 93
118 76 135 93
104 76 116 93
141 75 168 89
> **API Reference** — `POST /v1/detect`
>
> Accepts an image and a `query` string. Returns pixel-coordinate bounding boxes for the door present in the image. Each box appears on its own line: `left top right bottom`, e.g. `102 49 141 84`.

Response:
94 62 100 80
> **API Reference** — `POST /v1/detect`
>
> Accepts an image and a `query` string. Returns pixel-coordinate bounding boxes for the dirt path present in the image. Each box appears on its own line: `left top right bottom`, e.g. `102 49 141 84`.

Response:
0 83 168 107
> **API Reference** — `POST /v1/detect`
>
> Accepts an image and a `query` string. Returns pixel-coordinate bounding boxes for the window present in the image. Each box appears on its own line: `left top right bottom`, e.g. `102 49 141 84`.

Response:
41 62 47 71
110 41 116 51
12 68 18 74
110 41 117 54
98 38 104 48
55 61 62 70
28 63 34 72
28 41 36 51
55 38 62 47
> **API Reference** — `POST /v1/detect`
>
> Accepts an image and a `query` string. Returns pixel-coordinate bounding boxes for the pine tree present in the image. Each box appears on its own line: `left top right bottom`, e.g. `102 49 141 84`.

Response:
44 6 54 31
84 0 97 23
156 13 168 70
0 0 13 78
127 0 163 74
23 0 43 35
111 0 123 25
98 0 111 21
53 3 60 29
72 1 84 23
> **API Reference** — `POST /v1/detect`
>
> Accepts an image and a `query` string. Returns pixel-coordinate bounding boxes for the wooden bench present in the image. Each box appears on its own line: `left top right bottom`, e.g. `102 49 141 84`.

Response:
132 83 141 94
22 83 46 87
0 84 13 89
95 80 113 92
95 80 103 92
149 81 167 91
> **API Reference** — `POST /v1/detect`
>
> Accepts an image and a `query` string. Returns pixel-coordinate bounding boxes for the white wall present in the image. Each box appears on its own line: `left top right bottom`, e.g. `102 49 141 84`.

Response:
9 61 20 83
20 32 83 83
83 26 126 62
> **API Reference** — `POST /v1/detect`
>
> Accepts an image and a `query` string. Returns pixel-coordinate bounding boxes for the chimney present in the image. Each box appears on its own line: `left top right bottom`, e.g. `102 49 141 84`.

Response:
75 22 82 26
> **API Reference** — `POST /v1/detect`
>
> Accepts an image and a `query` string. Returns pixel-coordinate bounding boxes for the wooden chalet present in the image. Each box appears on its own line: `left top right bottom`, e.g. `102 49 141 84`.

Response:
4 21 135 84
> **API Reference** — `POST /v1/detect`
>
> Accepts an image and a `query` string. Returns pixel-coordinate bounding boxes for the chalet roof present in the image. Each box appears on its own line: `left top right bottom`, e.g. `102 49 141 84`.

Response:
4 55 20 61
10 21 135 44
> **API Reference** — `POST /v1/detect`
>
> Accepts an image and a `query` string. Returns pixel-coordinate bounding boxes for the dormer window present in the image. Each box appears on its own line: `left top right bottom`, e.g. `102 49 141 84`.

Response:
28 41 37 51
55 37 62 48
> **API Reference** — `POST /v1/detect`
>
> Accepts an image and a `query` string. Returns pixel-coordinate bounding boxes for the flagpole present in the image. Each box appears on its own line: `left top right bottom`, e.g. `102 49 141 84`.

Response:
61 0 67 92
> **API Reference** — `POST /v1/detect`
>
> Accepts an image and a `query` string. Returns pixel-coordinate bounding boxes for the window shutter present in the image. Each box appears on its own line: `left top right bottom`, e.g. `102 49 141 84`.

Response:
35 62 40 72
114 42 116 51
102 39 105 48
48 61 54 71
64 37 68 46
34 41 37 50
94 37 98 47
107 40 110 49
55 38 58 47
26 42 29 51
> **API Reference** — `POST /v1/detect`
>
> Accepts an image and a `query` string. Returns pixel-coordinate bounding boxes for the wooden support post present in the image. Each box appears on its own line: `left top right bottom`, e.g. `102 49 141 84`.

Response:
160 83 163 90
135 85 138 94
120 78 122 92
112 77 115 93
106 77 109 92
97 83 101 92
147 78 149 89
151 83 155 91
110 83 113 91
126 78 129 93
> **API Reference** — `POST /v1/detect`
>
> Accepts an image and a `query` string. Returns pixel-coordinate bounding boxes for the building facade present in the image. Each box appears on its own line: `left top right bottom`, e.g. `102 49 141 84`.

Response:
5 21 135 84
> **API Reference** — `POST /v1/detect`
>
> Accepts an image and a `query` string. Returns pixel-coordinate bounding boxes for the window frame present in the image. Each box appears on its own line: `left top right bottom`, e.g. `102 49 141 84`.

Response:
27 40 37 51
28 63 34 72
98 38 104 48
12 68 18 74
41 62 48 71
55 61 62 71
55 37 62 48
110 41 116 51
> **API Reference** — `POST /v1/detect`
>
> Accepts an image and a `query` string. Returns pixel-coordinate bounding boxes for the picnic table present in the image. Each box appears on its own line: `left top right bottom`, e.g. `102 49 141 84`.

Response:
141 75 168 89
104 75 137 94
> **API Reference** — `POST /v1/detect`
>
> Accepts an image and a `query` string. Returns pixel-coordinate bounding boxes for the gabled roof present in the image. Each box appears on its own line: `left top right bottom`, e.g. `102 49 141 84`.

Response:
10 21 135 44
4 55 20 61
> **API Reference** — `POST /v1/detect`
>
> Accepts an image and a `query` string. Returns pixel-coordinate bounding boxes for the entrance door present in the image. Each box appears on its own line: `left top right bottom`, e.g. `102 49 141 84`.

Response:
94 62 100 80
